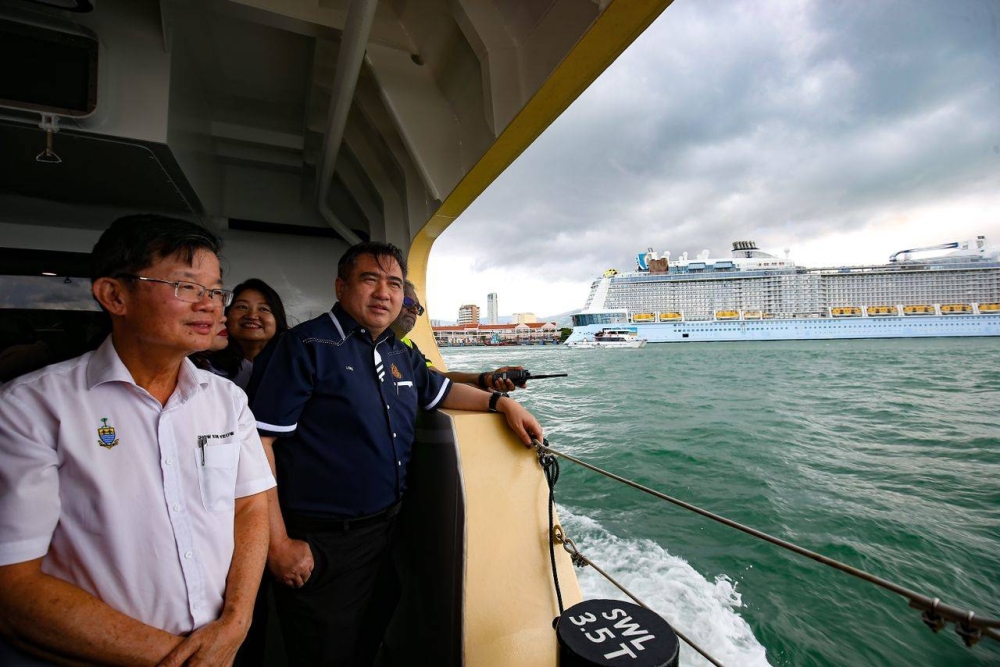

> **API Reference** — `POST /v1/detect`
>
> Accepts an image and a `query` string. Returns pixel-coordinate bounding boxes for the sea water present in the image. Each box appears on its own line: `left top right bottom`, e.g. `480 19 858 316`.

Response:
441 338 1000 667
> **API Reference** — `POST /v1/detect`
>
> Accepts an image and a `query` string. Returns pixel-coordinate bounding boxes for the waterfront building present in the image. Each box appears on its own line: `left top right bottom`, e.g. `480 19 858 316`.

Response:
433 322 559 346
458 304 480 325
513 312 537 324
487 293 498 324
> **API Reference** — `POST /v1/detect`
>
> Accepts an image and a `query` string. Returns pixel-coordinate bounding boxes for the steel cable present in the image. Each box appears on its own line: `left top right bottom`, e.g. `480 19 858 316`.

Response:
555 529 726 667
532 440 1000 648
536 441 725 666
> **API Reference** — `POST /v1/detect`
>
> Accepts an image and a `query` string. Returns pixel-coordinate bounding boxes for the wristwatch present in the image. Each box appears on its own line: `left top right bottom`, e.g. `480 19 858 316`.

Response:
488 391 509 413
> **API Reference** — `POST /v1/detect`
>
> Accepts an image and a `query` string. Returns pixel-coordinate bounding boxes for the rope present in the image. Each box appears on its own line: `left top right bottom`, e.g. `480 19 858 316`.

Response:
555 529 726 667
532 440 1000 648
536 441 564 615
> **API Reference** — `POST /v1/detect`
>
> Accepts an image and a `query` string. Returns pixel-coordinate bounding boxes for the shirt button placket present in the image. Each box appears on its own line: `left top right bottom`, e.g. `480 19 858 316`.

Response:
159 413 204 620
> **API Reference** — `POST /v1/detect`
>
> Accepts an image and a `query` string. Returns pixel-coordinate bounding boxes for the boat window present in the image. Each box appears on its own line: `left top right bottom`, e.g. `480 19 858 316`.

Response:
1 275 108 382
1 275 99 311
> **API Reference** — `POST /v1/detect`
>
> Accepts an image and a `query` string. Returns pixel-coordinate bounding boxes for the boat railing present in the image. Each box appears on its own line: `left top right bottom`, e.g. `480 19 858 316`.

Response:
531 438 1000 659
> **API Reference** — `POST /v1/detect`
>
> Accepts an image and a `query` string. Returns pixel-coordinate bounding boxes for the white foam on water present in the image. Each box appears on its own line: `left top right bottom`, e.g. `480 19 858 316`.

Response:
560 508 772 667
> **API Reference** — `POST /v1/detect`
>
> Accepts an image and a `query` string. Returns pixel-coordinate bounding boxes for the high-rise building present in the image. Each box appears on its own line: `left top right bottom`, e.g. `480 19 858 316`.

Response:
487 293 498 324
512 312 537 324
458 304 480 325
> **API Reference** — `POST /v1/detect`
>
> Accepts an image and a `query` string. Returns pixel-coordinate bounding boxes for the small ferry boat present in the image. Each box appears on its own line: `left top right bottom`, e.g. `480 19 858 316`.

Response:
566 327 648 349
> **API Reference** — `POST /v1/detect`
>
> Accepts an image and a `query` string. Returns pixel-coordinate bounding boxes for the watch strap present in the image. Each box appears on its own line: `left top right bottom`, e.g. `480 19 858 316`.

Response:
488 391 508 413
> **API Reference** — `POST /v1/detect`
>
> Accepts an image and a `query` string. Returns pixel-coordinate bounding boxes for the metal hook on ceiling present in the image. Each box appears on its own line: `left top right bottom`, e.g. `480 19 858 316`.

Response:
36 113 62 164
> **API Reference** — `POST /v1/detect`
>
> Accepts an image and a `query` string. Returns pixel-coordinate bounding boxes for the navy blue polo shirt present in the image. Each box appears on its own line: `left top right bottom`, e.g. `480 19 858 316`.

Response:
251 303 452 518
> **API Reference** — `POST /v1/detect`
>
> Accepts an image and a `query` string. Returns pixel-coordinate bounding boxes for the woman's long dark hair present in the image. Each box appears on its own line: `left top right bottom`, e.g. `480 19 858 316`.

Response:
208 278 289 378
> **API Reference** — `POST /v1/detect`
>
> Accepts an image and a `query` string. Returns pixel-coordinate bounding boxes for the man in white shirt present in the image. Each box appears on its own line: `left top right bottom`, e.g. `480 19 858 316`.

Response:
0 215 275 665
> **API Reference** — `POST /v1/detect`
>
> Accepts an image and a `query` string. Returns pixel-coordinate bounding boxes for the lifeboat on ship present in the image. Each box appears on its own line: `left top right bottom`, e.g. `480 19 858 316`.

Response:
715 310 740 320
866 306 896 316
831 307 862 317
633 313 655 323
941 303 973 314
659 312 682 321
742 311 763 319
903 305 934 315
977 303 1000 313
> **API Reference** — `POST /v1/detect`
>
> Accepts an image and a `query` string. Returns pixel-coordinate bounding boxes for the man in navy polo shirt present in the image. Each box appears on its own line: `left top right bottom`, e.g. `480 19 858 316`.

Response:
251 241 543 665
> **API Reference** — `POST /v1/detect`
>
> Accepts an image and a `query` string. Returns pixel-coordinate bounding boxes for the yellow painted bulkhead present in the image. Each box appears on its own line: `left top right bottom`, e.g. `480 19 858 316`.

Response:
404 2 675 663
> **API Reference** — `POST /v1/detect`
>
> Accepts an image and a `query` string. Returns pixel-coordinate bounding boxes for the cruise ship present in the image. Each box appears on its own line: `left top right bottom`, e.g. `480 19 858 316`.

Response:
567 237 1000 344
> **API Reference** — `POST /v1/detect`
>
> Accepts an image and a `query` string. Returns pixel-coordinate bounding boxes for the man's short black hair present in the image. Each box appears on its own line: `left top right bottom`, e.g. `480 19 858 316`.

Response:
90 214 222 282
337 241 407 282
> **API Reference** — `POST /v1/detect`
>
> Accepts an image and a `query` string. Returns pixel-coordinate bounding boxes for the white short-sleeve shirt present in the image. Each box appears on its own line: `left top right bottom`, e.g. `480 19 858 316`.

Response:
0 337 276 635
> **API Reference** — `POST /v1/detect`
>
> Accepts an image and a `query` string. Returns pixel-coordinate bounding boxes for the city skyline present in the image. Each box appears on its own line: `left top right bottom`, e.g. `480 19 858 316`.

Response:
451 293 559 324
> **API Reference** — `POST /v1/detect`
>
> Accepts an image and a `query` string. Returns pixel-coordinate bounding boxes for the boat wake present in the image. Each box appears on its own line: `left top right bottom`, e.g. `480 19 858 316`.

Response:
559 507 771 667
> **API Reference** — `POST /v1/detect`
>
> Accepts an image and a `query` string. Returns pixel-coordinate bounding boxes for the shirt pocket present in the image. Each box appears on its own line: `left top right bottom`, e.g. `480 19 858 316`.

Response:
194 441 239 512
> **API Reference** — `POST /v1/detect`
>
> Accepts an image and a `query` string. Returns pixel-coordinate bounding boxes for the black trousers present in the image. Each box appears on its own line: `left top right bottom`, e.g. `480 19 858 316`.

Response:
272 512 400 667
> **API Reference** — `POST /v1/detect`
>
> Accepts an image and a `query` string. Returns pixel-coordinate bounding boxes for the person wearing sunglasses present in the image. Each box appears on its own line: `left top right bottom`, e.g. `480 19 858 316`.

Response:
0 215 274 665
392 281 525 392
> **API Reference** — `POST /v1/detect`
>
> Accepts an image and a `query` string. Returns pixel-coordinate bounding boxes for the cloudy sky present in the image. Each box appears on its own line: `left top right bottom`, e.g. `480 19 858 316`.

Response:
426 0 1000 323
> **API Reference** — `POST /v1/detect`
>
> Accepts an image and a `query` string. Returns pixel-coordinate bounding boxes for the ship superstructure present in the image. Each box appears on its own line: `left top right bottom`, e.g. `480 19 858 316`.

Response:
568 237 1000 343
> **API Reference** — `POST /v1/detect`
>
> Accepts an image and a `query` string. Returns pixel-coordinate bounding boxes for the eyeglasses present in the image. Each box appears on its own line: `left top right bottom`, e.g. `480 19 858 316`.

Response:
402 296 425 316
120 274 234 307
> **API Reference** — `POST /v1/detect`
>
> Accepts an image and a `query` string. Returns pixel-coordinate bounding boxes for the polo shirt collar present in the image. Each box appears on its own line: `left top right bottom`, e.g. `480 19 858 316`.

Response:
86 335 208 401
330 303 397 346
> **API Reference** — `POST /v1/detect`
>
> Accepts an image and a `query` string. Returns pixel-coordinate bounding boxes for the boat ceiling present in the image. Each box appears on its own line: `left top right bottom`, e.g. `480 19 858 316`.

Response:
0 0 665 251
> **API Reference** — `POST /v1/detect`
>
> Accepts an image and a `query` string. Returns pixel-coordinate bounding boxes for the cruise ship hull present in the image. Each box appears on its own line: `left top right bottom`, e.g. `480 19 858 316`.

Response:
567 314 1000 344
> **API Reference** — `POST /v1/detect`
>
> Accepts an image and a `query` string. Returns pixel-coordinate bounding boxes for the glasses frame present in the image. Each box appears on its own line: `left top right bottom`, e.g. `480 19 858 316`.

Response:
402 296 425 316
120 274 234 307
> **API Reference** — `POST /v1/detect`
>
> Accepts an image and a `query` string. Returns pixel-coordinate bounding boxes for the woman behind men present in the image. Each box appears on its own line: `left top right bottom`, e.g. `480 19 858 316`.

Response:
211 278 288 389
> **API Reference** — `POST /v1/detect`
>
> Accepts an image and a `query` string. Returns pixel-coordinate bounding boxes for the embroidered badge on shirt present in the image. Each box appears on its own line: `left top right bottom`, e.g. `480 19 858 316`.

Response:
97 417 119 449
391 363 402 380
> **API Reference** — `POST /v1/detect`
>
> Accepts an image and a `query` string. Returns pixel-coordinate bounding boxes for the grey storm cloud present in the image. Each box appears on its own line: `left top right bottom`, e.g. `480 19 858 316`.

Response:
442 0 1000 279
